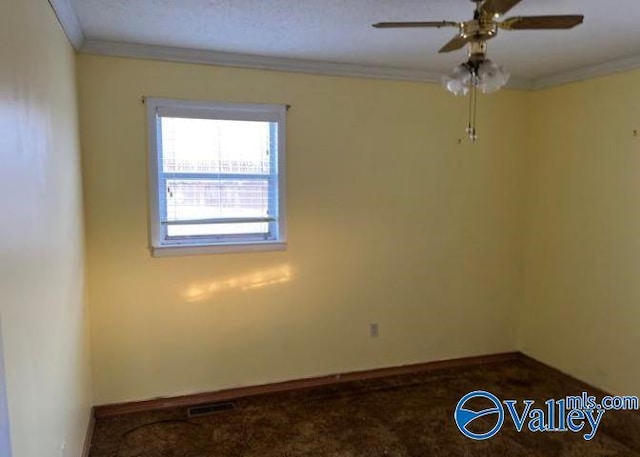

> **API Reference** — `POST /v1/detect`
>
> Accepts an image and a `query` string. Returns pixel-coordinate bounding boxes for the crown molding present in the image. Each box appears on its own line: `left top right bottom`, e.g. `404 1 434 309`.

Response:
532 54 640 90
47 0 84 50
80 39 533 90
79 37 640 91
80 39 446 84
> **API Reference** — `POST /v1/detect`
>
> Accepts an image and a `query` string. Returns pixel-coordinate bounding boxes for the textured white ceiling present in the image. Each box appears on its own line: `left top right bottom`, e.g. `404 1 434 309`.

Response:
71 0 640 79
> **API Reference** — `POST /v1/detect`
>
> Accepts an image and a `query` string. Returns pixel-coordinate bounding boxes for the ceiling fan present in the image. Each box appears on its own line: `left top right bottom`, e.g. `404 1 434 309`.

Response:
373 0 584 54
372 0 584 140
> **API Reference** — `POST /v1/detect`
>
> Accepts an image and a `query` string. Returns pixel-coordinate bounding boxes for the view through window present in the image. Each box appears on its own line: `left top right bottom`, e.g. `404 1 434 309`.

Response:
147 99 286 255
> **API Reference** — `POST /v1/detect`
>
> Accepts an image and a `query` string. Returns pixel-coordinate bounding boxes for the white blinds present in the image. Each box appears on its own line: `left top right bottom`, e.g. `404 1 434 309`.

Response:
157 116 278 239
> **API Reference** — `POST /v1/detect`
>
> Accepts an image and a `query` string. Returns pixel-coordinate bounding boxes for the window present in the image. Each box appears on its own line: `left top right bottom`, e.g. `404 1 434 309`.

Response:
146 98 287 256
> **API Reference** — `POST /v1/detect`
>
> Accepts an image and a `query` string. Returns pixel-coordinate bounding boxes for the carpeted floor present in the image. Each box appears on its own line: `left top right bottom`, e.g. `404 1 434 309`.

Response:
89 357 640 457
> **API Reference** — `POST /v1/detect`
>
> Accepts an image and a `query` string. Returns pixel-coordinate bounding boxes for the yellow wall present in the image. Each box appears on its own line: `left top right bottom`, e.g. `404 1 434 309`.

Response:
521 71 640 396
2 0 636 444
0 0 93 455
77 54 529 404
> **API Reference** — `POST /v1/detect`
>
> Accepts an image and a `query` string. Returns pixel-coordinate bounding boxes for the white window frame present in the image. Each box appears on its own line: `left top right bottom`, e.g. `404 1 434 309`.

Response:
146 97 287 257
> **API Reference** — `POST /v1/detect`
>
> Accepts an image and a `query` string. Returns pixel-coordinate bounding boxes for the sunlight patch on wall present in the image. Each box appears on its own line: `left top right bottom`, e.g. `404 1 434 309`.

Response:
185 264 294 302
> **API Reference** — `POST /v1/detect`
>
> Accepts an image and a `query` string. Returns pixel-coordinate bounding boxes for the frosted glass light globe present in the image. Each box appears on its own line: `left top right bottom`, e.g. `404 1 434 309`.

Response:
477 59 510 94
442 64 472 96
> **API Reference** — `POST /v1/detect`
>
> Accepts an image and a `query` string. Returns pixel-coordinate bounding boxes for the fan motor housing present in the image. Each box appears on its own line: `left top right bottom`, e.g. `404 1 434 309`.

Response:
461 20 498 41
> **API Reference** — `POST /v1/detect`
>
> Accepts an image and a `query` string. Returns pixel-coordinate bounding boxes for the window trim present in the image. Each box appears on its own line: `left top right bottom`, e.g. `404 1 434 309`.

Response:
146 97 287 257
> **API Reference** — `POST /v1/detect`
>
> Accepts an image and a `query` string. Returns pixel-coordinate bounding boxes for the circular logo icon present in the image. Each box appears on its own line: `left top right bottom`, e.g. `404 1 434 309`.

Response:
454 390 504 440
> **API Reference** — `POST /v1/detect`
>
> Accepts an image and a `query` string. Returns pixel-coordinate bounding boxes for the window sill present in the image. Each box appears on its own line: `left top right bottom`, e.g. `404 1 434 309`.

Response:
150 241 287 257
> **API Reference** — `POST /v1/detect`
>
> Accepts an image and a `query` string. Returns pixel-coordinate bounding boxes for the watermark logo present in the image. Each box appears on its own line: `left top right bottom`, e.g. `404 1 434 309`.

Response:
454 391 639 441
455 390 504 440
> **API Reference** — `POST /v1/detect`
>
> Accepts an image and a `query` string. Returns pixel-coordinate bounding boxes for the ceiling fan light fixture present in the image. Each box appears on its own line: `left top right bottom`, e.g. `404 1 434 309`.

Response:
442 58 510 96
441 57 510 141
476 59 510 94
373 0 583 140
442 63 472 96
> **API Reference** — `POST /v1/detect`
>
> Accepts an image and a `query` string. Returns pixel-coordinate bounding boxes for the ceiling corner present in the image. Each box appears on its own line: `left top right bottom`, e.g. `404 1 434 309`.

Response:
47 0 84 50
532 54 640 90
506 78 534 91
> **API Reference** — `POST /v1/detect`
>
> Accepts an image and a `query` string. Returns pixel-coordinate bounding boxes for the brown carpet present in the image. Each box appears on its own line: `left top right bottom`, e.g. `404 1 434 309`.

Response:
89 357 640 457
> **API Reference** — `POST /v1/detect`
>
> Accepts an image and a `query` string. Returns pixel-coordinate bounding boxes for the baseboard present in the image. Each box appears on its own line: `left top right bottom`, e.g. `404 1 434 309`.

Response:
516 352 612 399
81 407 95 457
94 352 519 418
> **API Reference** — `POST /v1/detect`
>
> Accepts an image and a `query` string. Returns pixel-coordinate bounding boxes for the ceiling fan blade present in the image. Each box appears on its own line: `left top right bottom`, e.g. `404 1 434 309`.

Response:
481 0 522 17
438 34 471 53
500 15 584 30
372 21 458 29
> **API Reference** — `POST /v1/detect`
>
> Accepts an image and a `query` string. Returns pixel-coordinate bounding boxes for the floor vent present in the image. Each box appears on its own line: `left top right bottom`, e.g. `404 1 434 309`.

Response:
187 402 236 417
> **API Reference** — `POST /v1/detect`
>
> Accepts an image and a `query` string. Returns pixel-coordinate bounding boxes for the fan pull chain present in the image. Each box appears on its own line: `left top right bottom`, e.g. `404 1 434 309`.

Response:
466 75 478 142
472 80 478 141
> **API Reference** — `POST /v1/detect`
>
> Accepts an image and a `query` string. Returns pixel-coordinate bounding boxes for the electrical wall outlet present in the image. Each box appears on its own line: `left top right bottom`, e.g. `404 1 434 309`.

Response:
369 323 379 338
